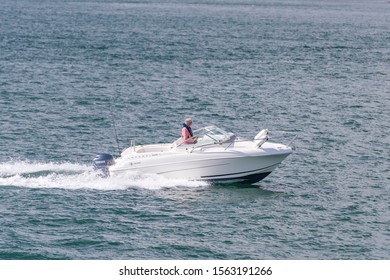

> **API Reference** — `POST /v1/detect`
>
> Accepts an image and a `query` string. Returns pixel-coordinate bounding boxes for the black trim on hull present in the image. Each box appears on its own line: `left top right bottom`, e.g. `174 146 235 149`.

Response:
206 172 272 184
200 163 279 179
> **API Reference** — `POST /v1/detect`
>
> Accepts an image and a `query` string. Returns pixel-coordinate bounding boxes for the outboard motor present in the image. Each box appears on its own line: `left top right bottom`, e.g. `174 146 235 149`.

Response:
93 153 115 177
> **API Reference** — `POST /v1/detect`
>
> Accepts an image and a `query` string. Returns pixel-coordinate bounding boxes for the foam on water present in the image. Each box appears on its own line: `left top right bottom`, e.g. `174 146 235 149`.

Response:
0 160 209 191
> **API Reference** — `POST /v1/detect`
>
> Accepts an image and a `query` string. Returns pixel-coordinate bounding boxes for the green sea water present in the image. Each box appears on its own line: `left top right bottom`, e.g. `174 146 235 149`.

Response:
0 0 389 259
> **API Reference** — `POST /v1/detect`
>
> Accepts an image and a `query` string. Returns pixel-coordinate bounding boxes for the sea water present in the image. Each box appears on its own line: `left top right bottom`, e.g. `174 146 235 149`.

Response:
0 0 389 259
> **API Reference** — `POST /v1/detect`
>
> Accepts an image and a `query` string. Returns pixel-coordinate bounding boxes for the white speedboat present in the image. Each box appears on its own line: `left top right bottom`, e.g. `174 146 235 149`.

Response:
93 126 294 184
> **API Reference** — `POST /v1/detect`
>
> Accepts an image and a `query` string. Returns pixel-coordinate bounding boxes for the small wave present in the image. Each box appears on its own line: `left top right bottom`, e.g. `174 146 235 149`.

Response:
0 160 208 191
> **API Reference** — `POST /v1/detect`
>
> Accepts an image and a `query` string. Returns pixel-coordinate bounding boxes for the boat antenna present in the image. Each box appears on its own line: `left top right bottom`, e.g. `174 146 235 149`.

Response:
110 103 121 156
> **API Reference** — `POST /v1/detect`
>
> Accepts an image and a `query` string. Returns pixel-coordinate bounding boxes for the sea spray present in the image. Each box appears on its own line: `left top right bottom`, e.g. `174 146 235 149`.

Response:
0 160 209 190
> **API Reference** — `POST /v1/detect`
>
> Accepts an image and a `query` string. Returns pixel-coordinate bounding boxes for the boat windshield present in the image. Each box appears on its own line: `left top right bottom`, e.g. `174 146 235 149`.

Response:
174 125 236 147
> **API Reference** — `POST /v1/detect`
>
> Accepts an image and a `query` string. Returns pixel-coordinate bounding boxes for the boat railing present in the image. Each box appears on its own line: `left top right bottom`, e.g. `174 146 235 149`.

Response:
176 130 298 152
188 141 228 153
188 138 251 153
187 131 298 152
129 139 136 152
268 130 298 148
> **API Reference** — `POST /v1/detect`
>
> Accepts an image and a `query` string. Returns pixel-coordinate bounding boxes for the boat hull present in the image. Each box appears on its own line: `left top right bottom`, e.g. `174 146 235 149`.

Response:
109 145 292 184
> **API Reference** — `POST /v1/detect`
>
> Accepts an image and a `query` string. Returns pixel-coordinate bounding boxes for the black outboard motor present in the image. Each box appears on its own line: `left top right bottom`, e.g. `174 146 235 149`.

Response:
93 153 115 177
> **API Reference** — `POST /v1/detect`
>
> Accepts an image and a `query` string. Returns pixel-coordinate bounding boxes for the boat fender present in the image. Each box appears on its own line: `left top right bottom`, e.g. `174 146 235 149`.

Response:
254 129 269 147
93 153 114 177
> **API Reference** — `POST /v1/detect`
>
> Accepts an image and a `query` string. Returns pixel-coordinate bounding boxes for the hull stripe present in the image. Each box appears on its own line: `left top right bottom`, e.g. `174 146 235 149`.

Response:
200 163 280 179
207 172 272 184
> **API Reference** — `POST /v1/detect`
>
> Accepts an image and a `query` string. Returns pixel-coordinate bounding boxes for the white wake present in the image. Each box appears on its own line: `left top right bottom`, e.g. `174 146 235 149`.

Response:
0 160 209 190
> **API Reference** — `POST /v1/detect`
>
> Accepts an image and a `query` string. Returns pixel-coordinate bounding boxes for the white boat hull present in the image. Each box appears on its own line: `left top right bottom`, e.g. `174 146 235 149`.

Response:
94 126 294 184
109 142 292 184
